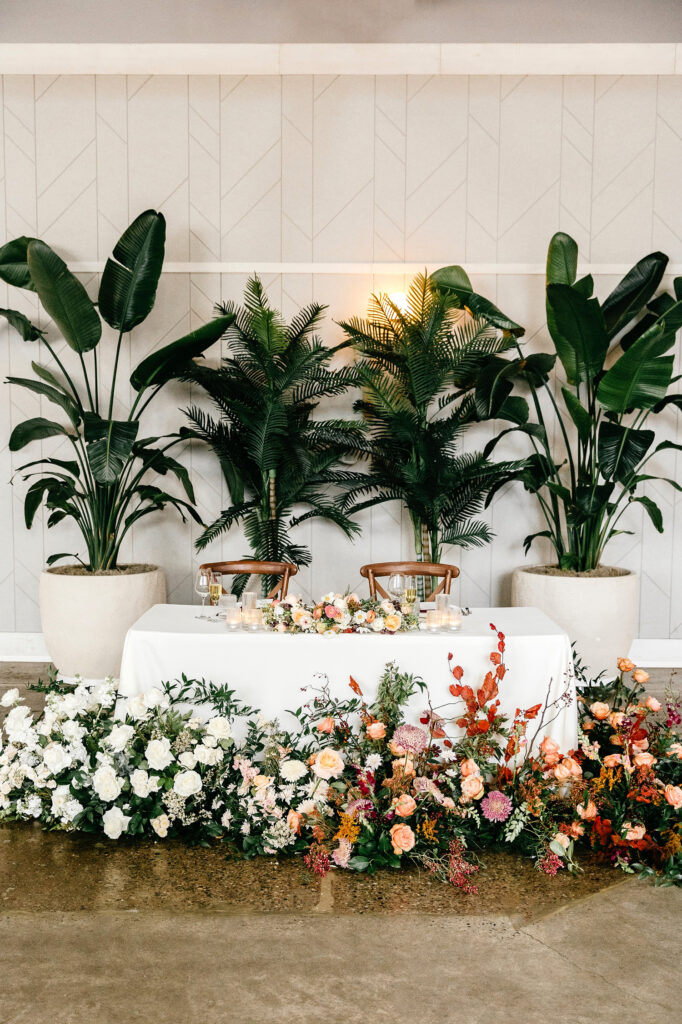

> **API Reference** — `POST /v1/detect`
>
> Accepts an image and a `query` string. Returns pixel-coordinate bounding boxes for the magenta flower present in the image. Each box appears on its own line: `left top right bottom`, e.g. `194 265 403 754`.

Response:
480 790 512 823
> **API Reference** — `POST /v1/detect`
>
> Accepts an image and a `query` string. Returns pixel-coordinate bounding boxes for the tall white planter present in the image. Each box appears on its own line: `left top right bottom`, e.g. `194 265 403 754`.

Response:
511 566 638 679
40 566 166 679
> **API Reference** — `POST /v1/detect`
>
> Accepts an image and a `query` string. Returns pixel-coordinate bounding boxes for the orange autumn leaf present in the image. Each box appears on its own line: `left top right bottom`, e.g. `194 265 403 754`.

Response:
349 676 363 696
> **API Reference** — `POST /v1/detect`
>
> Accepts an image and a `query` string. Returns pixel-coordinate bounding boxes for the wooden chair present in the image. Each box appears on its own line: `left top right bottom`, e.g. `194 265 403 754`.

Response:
360 561 459 602
199 560 298 599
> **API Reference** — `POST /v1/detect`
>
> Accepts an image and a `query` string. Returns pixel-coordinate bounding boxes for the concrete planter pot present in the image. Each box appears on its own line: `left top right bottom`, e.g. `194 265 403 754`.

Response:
39 565 166 679
511 566 638 679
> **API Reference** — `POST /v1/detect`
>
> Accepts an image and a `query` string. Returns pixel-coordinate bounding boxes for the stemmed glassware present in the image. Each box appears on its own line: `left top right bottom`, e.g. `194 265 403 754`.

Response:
194 568 214 619
387 573 406 603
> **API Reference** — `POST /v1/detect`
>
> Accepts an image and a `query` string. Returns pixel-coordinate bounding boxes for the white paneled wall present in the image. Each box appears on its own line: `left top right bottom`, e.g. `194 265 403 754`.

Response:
1 74 681 636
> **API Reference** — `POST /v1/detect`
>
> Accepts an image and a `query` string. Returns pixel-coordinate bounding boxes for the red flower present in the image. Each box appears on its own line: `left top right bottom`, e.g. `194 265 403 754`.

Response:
452 665 464 680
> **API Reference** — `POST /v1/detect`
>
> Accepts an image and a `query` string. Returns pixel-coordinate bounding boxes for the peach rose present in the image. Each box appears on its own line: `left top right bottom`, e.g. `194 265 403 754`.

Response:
633 752 656 769
644 695 661 712
311 748 345 780
461 774 485 801
631 737 649 753
589 701 610 720
608 711 626 728
366 721 386 740
394 793 417 817
617 658 635 673
460 758 481 778
633 669 650 684
287 809 302 833
610 734 624 746
384 613 401 633
392 756 415 777
623 822 646 842
365 610 376 623
577 800 597 820
664 784 682 809
561 756 583 778
316 716 335 734
603 753 622 768
668 742 682 760
540 737 561 766
569 821 585 839
553 762 571 782
552 832 570 851
390 823 416 855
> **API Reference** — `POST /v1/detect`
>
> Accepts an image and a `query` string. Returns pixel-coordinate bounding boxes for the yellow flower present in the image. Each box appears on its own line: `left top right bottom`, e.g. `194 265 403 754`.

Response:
384 613 402 632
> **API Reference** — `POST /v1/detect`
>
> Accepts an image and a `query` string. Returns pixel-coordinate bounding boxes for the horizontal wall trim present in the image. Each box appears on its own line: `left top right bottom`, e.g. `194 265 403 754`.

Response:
0 43 680 76
69 261 682 277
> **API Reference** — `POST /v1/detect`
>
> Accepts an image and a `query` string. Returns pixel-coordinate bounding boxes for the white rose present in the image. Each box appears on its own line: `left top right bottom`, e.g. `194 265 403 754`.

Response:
194 744 223 767
145 738 174 771
50 785 71 816
173 770 202 798
102 806 130 840
151 813 170 838
43 743 72 776
380 600 394 615
125 693 149 720
144 689 170 711
92 764 123 802
60 720 85 743
62 798 83 822
3 706 34 743
105 724 135 753
205 717 232 741
130 768 156 798
279 759 308 782
333 597 348 611
178 751 197 769
1 688 20 707
371 616 385 632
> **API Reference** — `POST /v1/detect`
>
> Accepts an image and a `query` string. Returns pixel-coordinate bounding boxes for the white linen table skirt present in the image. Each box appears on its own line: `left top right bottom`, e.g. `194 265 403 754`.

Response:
118 605 577 753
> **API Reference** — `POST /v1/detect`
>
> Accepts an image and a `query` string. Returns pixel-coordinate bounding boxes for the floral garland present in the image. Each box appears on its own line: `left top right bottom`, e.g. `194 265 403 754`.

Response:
262 591 420 635
0 631 680 889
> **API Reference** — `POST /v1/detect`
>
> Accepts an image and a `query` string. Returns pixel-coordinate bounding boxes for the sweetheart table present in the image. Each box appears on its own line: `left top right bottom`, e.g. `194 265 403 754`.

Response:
118 604 577 752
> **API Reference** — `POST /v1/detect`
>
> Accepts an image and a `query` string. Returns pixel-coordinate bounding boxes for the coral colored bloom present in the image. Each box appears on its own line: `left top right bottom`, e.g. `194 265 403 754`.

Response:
608 711 626 728
461 775 485 801
480 790 512 823
561 756 583 778
384 613 401 632
366 721 386 740
589 701 610 720
460 758 480 778
617 658 635 673
390 823 415 855
633 752 656 769
577 800 597 820
633 669 650 684
623 822 646 841
664 784 682 809
644 695 661 712
539 737 561 766
394 793 417 817
287 810 302 833
553 762 571 782
603 753 622 768
311 748 345 780
316 716 335 734
569 821 584 839
668 742 682 760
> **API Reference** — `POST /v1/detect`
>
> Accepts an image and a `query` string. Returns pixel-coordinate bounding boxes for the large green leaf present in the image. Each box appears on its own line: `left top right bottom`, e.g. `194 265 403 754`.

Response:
546 283 609 384
546 232 578 286
9 417 71 451
24 477 76 529
84 415 139 484
601 252 668 339
6 376 80 428
99 210 166 332
27 240 101 353
133 440 195 503
597 421 654 481
561 387 591 443
633 494 664 533
130 314 234 392
0 236 37 290
431 266 525 337
0 308 44 341
597 323 674 412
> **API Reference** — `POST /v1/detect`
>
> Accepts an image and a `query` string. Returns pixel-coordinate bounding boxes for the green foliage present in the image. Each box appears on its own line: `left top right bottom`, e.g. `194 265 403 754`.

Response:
518 232 682 571
178 276 369 594
339 272 532 569
2 210 226 570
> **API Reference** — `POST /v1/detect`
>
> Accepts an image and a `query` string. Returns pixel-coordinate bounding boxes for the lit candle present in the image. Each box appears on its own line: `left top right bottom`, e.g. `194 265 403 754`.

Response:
426 610 442 632
225 606 241 629
448 607 462 631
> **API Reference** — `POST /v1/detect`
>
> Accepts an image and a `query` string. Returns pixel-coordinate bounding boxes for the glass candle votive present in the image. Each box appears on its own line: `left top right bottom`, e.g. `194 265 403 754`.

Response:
244 608 262 631
425 609 442 632
448 605 463 631
435 594 450 616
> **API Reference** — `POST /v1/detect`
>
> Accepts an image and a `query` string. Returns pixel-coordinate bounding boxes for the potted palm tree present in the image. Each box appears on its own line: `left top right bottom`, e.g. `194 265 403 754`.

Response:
338 272 537 582
177 276 369 594
510 232 682 675
1 211 233 677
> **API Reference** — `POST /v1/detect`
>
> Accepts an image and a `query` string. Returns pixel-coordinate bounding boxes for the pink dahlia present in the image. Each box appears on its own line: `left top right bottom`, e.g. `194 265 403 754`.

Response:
391 724 429 755
480 790 512 823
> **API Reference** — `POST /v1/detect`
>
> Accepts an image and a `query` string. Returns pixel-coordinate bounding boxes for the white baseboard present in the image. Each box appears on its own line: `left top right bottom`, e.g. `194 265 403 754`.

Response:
628 639 682 668
0 633 51 663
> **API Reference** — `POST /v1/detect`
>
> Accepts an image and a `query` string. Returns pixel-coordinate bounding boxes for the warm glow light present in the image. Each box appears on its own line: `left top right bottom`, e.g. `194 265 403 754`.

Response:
387 291 409 315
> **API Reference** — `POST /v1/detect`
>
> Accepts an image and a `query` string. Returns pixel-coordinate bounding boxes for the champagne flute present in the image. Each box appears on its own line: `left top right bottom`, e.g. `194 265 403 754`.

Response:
208 572 223 609
405 576 417 605
195 568 212 619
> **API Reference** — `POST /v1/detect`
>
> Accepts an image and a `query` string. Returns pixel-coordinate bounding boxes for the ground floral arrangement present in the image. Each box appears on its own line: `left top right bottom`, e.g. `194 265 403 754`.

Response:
0 626 681 891
262 592 419 635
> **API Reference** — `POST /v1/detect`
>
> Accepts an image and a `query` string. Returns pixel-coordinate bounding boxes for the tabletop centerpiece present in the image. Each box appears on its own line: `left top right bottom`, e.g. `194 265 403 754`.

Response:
262 592 420 635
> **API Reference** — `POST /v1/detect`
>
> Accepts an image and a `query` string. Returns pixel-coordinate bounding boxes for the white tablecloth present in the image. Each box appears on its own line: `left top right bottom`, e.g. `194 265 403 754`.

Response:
118 605 577 753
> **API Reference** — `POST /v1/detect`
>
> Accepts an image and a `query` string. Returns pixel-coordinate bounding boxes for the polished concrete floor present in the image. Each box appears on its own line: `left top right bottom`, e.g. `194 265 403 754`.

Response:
1 663 680 1024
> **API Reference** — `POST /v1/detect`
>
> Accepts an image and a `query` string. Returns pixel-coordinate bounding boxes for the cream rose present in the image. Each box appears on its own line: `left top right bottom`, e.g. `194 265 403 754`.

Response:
145 738 174 771
460 758 481 777
173 770 202 798
461 774 485 800
205 716 232 741
311 748 345 780
92 765 123 802
371 616 386 632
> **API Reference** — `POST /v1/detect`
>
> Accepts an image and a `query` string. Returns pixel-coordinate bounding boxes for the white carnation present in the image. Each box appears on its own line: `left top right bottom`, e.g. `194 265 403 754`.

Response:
1 688 20 707
145 738 174 771
102 806 130 840
173 770 202 798
279 759 308 782
92 764 123 802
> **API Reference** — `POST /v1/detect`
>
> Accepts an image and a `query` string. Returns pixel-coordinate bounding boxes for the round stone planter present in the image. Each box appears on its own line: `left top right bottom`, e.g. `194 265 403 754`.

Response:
511 566 638 679
39 565 166 679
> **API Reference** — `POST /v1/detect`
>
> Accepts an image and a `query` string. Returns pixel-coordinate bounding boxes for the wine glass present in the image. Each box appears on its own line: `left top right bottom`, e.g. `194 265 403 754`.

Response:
387 572 406 603
195 568 212 619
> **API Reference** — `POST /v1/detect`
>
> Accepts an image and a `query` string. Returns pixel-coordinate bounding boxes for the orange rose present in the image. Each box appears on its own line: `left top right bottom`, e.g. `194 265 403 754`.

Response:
390 823 415 855
668 742 682 760
540 737 561 766
553 762 571 782
569 821 585 839
617 658 635 673
644 695 661 712
577 800 597 820
392 756 415 777
664 784 682 809
460 758 481 778
633 669 649 684
393 793 417 817
623 822 646 841
603 753 622 768
316 716 335 734
608 711 625 728
384 613 401 633
589 701 610 720
365 610 376 623
366 721 386 740
287 809 302 833
633 752 656 769
610 734 624 746
631 737 649 753
461 774 485 801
